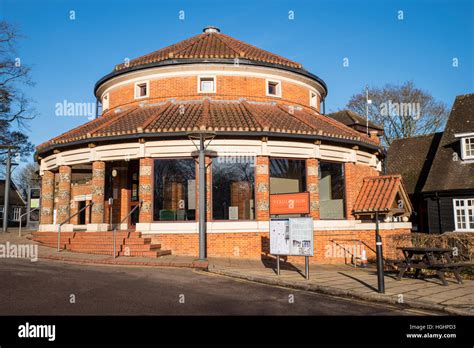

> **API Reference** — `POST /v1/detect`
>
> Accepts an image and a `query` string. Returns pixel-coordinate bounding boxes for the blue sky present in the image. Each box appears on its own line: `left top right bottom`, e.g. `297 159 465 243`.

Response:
1 0 473 161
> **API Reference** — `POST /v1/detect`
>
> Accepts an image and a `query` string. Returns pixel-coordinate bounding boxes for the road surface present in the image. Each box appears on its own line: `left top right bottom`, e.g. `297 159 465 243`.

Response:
0 258 440 315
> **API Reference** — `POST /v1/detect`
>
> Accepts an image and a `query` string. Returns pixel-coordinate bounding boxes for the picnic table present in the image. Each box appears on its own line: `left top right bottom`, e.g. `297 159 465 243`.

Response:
395 247 470 286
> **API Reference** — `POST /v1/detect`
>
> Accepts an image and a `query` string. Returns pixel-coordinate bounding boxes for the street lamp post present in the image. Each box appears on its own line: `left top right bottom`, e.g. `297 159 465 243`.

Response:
375 211 385 293
187 131 216 261
1 145 16 233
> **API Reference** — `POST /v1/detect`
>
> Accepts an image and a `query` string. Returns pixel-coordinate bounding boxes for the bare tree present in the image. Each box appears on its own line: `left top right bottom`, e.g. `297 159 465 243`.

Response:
347 81 448 146
15 162 40 197
0 21 35 171
0 21 36 125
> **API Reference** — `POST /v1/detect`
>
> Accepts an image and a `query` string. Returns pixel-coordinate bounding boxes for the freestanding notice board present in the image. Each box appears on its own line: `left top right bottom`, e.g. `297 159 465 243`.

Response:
270 217 314 279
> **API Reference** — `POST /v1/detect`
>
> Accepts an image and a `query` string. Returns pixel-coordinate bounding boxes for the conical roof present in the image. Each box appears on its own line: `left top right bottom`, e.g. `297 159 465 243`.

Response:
114 26 303 71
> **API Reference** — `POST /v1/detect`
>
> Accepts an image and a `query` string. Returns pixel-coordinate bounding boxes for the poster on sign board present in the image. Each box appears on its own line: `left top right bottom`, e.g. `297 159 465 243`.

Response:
270 219 290 255
288 217 314 256
270 217 313 256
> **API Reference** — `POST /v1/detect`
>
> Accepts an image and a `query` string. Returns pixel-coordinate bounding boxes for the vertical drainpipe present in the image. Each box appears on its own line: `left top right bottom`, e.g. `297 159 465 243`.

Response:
95 97 99 119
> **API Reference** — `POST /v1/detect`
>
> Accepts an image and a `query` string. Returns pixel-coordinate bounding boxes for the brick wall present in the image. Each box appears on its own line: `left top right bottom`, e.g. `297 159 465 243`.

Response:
144 228 410 264
344 163 379 219
70 183 92 224
106 75 319 114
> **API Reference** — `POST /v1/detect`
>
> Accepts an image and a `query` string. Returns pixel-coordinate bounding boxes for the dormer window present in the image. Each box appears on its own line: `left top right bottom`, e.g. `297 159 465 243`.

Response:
310 91 318 108
134 81 149 99
198 76 216 93
266 79 281 97
455 133 474 160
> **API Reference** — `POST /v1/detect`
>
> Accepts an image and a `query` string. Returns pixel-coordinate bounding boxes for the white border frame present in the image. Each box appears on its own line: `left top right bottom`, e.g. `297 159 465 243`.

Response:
197 75 217 94
134 80 150 99
266 78 282 98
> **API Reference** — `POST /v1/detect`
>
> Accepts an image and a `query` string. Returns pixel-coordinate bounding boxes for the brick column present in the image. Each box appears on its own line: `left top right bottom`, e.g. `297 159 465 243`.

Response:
139 158 153 223
56 165 72 224
40 170 55 225
91 161 105 224
255 156 270 221
306 158 320 219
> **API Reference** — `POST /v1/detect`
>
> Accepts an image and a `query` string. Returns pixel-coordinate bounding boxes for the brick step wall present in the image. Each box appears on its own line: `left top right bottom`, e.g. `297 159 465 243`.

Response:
67 243 162 252
31 231 171 258
119 250 171 257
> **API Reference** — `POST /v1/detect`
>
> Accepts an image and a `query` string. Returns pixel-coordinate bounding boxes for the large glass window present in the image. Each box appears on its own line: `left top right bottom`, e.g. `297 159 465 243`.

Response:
212 156 255 220
318 161 345 219
153 159 196 221
270 159 306 194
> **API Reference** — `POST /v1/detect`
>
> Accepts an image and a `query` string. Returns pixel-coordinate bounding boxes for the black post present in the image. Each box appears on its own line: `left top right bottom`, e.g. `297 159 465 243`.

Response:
198 134 206 260
2 148 12 233
375 211 385 293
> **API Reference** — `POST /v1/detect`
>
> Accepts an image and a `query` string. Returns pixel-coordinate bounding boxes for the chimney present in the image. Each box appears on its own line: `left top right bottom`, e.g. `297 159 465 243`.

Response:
369 130 380 144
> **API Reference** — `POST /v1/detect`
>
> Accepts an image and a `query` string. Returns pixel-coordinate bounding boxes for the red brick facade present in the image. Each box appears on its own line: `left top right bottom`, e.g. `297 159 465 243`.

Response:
105 75 320 115
70 183 92 225
144 228 409 264
344 162 379 219
36 29 404 264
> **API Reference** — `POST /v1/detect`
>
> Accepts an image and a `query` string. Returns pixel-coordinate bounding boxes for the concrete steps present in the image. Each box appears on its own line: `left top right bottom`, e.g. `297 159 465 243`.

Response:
31 231 171 258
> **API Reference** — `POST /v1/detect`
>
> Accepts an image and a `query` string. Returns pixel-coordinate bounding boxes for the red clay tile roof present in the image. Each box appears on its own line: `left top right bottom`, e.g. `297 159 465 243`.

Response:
114 30 302 71
37 100 379 152
353 175 412 214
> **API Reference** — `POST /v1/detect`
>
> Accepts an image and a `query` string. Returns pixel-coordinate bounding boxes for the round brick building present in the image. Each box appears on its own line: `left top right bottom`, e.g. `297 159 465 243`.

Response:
35 27 412 263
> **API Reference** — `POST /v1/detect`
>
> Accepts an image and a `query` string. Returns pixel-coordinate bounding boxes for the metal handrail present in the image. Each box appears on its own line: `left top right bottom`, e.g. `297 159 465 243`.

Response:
57 202 94 252
18 207 39 237
113 200 142 258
